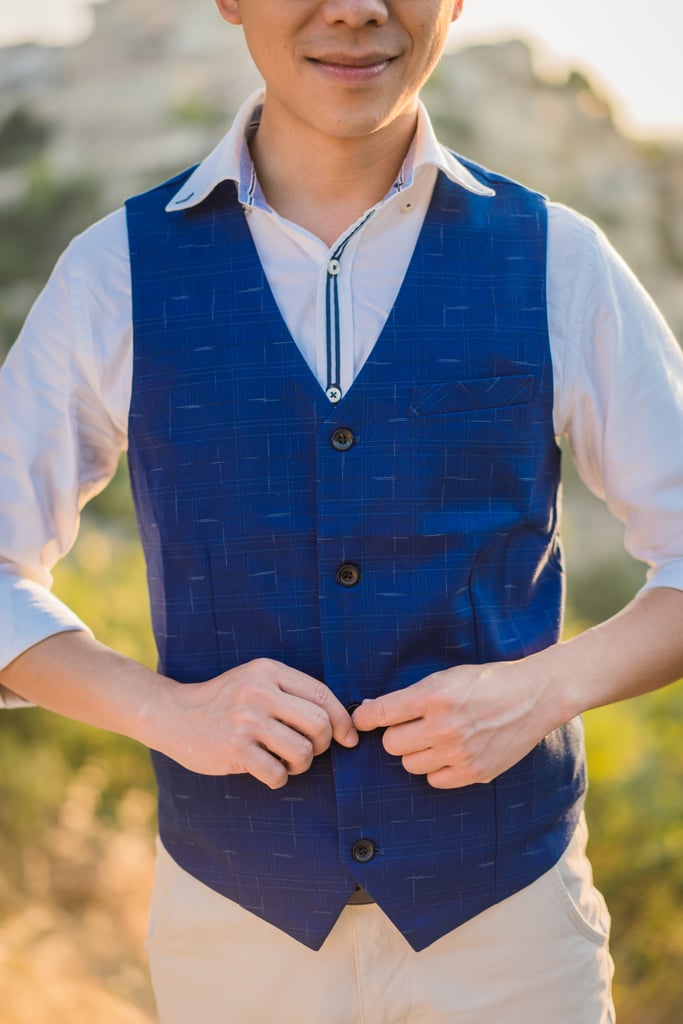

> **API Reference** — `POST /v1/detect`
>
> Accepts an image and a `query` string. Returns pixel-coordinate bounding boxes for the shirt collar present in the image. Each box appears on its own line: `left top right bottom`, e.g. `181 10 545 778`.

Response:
166 88 494 213
412 99 495 198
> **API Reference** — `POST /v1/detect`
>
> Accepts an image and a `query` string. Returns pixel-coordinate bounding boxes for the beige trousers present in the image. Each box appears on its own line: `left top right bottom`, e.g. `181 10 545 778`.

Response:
147 814 615 1024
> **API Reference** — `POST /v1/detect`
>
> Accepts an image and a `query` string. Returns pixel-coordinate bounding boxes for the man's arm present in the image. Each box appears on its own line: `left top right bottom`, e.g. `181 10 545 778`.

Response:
353 586 683 788
0 630 358 789
0 220 131 702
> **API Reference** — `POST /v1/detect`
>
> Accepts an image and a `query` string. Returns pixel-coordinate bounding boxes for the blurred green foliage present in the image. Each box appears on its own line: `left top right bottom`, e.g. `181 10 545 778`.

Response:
0 161 101 285
584 688 683 1024
0 160 102 356
0 107 52 169
0 460 156 894
170 94 227 128
0 106 105 358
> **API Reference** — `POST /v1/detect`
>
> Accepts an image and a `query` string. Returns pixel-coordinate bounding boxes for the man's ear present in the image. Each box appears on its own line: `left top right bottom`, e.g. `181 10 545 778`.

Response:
451 0 464 23
215 0 242 26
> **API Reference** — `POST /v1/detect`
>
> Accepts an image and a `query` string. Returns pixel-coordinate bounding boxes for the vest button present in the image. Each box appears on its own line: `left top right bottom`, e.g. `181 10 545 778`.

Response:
346 701 362 715
352 839 377 863
336 563 360 587
331 428 355 452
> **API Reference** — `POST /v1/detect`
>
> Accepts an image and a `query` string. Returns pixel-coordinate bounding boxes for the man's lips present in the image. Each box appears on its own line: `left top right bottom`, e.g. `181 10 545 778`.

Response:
310 53 396 67
307 53 397 81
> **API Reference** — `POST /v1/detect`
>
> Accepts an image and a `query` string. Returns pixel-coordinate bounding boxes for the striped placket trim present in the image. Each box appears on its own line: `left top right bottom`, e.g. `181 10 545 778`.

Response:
324 210 375 404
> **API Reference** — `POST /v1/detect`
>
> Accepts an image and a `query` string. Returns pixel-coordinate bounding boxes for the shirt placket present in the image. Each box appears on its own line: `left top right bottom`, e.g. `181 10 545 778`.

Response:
323 212 374 404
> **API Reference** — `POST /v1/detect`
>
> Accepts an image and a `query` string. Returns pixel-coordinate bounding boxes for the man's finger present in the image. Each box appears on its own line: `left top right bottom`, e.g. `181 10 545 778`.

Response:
269 691 333 755
242 746 290 790
352 682 426 732
400 747 442 775
270 662 358 748
258 718 315 774
382 718 431 757
321 694 359 749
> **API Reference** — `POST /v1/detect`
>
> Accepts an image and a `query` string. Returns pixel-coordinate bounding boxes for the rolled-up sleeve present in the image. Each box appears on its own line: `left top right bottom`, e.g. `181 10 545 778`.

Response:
0 210 132 705
549 204 683 593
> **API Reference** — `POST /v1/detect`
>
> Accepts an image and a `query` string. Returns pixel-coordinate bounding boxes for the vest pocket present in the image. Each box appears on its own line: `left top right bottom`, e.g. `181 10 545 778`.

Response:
409 374 534 417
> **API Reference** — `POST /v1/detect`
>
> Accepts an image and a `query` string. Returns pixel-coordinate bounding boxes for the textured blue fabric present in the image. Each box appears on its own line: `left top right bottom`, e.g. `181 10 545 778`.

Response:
125 162 585 951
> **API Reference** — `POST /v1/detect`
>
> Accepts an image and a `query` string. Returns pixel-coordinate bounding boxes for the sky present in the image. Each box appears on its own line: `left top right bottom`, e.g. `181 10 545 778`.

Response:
0 0 680 141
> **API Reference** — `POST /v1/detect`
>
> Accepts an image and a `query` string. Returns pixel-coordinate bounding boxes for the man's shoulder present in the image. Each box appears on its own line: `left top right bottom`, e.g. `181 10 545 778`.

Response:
448 150 548 203
66 207 130 280
444 151 612 261
64 164 206 268
546 201 614 275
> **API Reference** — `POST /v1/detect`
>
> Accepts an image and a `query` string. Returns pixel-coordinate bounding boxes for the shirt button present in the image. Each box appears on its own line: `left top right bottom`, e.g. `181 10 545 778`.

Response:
331 428 355 451
336 563 360 588
352 839 377 863
326 386 342 404
327 258 341 276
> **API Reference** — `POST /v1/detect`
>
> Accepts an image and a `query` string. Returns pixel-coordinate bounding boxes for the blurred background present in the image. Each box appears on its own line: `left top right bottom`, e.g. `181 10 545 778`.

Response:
0 1 682 1021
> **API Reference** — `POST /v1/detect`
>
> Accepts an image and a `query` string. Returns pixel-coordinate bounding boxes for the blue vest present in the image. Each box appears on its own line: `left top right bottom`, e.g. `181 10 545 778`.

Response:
125 162 585 951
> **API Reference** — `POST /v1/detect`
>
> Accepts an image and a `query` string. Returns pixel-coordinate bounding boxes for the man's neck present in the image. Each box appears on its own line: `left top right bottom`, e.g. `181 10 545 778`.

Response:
249 106 418 247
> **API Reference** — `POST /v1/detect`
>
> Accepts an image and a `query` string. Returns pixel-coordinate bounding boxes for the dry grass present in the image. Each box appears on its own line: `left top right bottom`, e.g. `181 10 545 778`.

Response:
0 767 157 1023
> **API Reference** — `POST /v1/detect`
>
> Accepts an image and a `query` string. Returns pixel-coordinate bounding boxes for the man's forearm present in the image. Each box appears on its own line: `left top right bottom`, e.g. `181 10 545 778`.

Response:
536 585 683 725
0 630 168 747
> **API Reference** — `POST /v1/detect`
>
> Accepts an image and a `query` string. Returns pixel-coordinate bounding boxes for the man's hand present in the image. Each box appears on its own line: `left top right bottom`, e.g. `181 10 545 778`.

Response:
0 634 358 793
354 587 683 790
156 659 358 789
352 660 556 789
5 590 682 793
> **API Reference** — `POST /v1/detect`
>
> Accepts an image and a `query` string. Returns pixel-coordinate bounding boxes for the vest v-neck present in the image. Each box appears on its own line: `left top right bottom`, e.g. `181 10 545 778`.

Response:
217 176 462 416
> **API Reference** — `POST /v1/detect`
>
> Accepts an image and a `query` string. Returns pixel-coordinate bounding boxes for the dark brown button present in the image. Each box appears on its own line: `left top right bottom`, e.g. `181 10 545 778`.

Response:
346 702 362 715
336 563 360 587
331 428 355 452
352 839 377 863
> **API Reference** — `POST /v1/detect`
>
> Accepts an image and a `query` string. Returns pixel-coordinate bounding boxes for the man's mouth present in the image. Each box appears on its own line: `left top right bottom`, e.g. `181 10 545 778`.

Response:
307 53 396 80
311 52 395 67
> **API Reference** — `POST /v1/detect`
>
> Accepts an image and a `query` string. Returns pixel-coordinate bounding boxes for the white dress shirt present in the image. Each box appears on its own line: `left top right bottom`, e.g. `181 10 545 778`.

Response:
1 90 683 706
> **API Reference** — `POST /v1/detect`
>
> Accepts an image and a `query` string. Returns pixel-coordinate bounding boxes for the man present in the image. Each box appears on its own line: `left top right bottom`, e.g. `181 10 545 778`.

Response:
1 1 682 1021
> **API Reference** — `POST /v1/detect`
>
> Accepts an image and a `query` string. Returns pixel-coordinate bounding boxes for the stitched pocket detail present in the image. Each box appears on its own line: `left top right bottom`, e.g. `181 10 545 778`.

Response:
409 374 534 416
550 863 611 946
